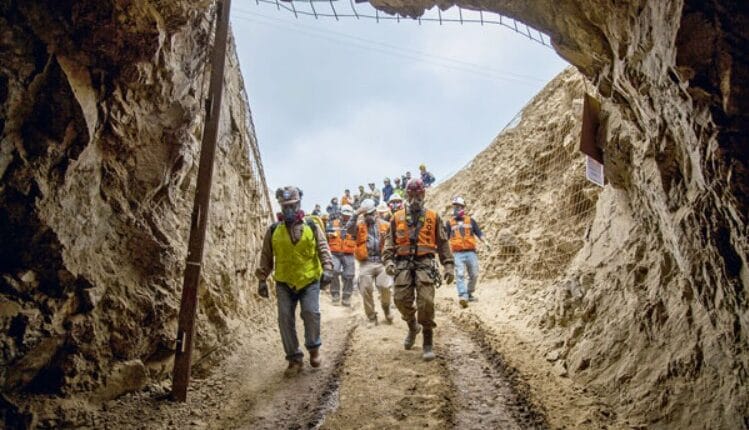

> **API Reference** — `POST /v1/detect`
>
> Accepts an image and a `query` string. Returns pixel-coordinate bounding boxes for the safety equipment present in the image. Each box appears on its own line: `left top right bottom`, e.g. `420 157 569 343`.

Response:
271 223 323 290
327 219 356 254
392 209 439 257
388 194 403 203
321 270 333 287
422 330 435 361
385 262 397 276
360 198 376 214
258 280 269 298
452 196 466 207
276 186 302 204
404 321 422 350
376 202 390 213
453 207 465 219
405 178 425 197
448 216 477 252
341 204 354 217
354 219 390 261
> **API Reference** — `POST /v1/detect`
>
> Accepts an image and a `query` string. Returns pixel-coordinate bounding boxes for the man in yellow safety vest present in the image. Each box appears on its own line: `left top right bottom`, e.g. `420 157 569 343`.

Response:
256 186 334 376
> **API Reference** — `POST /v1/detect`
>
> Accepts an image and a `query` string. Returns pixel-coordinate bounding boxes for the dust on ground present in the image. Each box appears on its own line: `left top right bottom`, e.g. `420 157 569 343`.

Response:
17 282 613 429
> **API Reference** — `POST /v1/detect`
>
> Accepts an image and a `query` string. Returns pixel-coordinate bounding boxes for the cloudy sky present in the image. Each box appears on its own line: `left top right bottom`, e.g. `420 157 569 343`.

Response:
230 2 568 212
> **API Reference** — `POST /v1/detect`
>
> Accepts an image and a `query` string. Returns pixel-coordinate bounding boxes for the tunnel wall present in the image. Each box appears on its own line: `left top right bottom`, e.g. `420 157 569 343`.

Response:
398 0 748 427
0 0 273 399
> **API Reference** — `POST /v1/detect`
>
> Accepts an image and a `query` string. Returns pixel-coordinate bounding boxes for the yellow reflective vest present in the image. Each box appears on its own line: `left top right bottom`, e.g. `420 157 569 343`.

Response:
272 222 323 290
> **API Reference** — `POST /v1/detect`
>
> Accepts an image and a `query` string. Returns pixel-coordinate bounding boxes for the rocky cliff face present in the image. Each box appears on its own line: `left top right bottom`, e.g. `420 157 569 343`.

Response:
0 0 273 400
415 1 748 428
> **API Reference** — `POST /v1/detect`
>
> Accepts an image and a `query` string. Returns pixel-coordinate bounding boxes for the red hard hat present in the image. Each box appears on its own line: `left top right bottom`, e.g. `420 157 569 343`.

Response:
406 178 425 196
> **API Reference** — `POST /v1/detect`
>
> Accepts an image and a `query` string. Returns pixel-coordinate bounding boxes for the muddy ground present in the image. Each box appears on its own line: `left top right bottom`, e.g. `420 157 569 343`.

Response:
17 281 616 429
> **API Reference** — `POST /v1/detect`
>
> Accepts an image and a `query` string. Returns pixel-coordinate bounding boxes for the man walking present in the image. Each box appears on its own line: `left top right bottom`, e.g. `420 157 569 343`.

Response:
327 204 357 306
347 199 394 327
383 178 454 361
256 186 334 376
445 196 488 308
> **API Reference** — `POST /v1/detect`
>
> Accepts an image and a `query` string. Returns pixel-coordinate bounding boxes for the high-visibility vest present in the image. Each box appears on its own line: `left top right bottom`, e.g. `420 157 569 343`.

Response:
272 222 322 290
355 219 390 261
448 216 477 252
327 219 355 254
392 209 438 257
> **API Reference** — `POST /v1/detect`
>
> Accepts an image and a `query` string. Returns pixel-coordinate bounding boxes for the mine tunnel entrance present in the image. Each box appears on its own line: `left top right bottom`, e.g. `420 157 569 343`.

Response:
2 0 747 429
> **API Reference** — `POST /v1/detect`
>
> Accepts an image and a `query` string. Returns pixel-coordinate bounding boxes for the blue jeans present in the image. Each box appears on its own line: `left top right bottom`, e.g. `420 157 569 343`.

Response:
276 282 322 361
454 251 479 299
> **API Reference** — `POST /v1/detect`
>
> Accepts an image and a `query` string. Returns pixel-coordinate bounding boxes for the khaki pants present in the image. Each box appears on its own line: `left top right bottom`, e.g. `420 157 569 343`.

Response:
392 266 436 330
358 260 392 321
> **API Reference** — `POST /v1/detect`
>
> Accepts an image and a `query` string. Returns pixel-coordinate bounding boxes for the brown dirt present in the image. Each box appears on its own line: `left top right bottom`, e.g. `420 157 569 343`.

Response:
21 287 563 429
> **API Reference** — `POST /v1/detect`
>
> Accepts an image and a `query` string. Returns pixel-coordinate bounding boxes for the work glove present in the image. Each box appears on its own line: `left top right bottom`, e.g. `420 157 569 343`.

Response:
257 280 269 299
321 270 334 287
385 262 397 277
443 267 455 285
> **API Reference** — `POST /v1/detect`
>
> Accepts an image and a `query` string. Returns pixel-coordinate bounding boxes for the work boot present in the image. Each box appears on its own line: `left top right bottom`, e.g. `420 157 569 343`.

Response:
422 330 435 361
468 294 478 302
383 306 394 324
366 316 378 328
341 297 351 307
284 359 303 377
403 321 422 350
459 298 468 308
309 348 322 368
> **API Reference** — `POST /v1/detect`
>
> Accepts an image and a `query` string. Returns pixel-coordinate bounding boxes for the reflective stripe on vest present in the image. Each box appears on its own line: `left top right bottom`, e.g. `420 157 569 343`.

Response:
449 216 477 252
272 223 323 290
393 209 438 257
355 219 390 261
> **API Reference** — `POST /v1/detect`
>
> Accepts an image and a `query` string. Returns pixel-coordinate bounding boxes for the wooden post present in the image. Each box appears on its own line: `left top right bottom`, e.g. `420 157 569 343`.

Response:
171 0 232 402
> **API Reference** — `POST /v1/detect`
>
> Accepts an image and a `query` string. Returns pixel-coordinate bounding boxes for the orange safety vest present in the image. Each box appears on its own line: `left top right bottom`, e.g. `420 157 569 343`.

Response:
327 219 356 254
392 209 438 257
448 216 477 252
355 219 390 261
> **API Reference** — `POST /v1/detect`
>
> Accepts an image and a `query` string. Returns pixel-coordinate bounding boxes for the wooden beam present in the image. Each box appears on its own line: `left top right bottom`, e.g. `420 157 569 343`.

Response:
171 0 233 402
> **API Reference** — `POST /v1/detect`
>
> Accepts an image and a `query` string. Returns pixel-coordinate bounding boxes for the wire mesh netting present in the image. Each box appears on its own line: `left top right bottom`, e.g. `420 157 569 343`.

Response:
237 0 551 47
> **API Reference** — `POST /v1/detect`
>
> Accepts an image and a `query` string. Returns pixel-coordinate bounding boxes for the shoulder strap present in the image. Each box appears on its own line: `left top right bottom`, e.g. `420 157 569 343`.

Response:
270 222 280 236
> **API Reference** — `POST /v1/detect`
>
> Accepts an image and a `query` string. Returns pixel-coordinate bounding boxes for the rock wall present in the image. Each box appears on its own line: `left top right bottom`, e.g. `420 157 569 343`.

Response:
0 0 273 399
428 68 598 282
405 0 748 428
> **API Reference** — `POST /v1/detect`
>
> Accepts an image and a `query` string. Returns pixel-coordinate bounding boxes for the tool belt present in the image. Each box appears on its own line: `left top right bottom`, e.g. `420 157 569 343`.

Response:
395 256 442 288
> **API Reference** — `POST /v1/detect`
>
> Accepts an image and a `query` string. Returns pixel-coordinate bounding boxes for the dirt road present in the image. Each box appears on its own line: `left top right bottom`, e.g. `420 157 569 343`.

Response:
84 286 549 430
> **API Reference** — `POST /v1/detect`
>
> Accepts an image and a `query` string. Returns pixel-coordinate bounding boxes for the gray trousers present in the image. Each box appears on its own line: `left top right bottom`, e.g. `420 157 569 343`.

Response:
276 282 321 361
331 253 356 301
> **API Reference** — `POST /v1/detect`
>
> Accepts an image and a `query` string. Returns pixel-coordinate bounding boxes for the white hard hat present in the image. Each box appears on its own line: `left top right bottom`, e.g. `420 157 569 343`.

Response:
360 198 377 214
341 204 354 216
388 194 403 202
452 196 466 207
376 202 390 213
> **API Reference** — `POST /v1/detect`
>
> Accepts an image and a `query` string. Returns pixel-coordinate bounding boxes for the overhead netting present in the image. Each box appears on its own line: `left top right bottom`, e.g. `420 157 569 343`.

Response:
234 0 551 47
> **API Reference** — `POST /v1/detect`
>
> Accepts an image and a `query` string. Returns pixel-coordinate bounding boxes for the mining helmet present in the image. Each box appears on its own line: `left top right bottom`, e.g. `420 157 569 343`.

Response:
452 196 466 207
276 186 302 205
388 194 403 203
376 202 390 213
341 204 354 217
360 198 377 214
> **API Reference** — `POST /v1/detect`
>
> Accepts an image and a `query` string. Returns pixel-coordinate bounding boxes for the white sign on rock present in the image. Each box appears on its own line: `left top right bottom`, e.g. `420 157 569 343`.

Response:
585 156 605 187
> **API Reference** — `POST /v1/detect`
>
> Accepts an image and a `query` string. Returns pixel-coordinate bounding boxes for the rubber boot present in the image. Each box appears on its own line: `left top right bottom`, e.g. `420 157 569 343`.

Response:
404 321 422 350
422 330 435 361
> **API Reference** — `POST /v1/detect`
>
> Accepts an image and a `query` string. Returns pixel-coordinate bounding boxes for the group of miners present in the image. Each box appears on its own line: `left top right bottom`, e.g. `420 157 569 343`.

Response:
255 169 489 377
